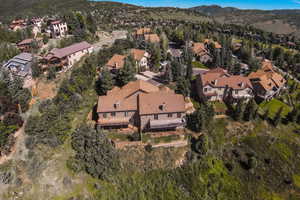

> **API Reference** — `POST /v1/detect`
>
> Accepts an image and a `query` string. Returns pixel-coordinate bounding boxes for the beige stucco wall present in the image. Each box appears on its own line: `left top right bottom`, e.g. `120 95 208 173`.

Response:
140 112 186 131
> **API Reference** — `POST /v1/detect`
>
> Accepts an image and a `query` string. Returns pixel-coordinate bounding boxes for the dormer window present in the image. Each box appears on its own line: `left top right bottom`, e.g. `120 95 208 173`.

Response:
159 103 166 111
114 101 120 109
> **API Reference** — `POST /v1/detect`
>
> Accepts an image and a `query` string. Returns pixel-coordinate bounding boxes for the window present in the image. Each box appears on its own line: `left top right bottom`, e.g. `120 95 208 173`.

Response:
154 114 158 120
125 112 128 117
204 88 208 92
103 113 107 118
235 90 238 94
177 113 182 118
168 113 173 118
111 112 116 117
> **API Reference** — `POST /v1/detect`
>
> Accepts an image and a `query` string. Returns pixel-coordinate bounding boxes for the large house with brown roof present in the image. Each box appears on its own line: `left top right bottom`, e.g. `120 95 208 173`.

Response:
191 42 212 64
130 49 150 71
248 60 286 100
196 68 254 102
44 41 93 70
97 80 186 132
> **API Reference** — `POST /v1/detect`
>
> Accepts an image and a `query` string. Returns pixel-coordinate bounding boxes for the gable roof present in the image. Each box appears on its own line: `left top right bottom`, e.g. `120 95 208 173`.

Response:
200 68 252 90
192 42 207 56
144 34 160 43
97 80 160 113
139 91 185 115
130 49 148 61
105 54 126 69
18 38 34 46
204 39 222 49
248 60 286 91
46 41 92 59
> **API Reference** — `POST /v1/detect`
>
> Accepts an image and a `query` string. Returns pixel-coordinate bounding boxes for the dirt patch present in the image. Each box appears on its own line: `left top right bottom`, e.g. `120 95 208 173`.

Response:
33 80 57 100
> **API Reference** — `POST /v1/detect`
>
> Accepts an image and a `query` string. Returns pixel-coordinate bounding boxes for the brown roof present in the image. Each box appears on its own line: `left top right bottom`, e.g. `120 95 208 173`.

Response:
200 68 252 90
192 43 207 56
18 38 34 45
130 49 147 61
204 39 222 49
97 80 160 113
105 54 126 69
144 34 160 43
248 60 286 91
45 41 92 59
135 28 151 35
51 20 64 25
139 91 185 115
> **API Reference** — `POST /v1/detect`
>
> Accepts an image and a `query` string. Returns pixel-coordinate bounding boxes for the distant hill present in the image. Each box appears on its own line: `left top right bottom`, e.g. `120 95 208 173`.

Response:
0 0 139 21
191 5 300 36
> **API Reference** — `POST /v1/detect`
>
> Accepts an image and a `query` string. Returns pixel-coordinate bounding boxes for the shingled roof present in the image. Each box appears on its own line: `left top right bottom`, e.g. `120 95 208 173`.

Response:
139 91 185 115
46 41 92 59
144 34 160 43
130 49 148 61
105 54 126 69
97 80 160 113
200 67 252 90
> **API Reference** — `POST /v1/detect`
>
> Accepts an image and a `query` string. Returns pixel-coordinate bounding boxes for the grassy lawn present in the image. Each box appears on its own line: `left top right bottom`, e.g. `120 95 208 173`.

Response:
105 131 130 141
192 61 208 69
211 101 227 114
259 99 292 119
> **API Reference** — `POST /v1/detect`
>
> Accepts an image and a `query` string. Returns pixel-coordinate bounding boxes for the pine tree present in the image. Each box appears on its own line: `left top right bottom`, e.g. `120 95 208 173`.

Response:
244 99 257 121
273 107 283 127
286 108 299 123
31 57 42 79
263 109 269 121
186 57 193 81
176 77 190 97
95 68 114 95
116 57 136 86
234 100 245 121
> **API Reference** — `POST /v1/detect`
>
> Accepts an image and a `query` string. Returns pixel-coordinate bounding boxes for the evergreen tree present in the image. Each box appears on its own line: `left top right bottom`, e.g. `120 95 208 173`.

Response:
186 56 193 81
31 57 42 79
263 109 270 121
116 57 136 86
244 99 257 121
95 68 114 95
164 62 173 83
171 60 181 81
234 100 245 121
176 77 190 97
273 107 283 127
286 108 299 123
160 32 169 60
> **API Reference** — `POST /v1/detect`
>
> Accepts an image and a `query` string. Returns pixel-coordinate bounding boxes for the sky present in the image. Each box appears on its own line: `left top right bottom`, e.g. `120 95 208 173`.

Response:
96 0 300 10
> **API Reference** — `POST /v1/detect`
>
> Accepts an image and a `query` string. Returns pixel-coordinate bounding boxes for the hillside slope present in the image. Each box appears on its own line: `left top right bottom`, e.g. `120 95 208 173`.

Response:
191 5 300 36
